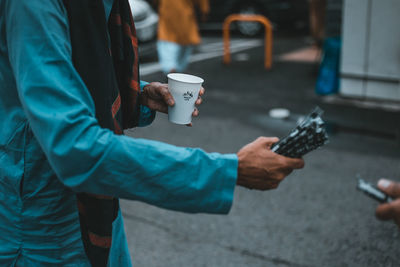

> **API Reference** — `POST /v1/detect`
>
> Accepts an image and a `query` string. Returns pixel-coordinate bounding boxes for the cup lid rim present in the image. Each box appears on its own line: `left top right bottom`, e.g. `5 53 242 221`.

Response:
167 73 204 84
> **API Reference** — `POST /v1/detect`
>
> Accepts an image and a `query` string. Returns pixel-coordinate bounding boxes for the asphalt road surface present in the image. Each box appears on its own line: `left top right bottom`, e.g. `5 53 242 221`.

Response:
121 34 400 267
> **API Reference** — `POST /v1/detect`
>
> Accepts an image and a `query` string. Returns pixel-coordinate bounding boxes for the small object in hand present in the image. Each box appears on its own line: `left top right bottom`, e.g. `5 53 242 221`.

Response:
357 178 393 203
271 106 329 158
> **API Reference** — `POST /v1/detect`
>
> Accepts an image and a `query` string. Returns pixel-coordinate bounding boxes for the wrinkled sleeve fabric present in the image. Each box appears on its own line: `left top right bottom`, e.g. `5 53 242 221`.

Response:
5 0 237 214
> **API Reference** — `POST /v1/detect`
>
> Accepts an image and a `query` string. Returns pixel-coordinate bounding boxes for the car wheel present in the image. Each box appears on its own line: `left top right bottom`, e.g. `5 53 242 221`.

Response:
236 2 264 37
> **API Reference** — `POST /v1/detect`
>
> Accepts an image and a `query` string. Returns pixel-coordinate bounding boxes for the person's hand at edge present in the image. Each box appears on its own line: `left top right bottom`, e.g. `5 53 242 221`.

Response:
236 137 305 190
376 179 400 227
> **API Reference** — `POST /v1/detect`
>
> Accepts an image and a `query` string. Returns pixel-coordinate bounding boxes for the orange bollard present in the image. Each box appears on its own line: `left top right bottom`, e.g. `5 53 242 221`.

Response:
223 14 273 70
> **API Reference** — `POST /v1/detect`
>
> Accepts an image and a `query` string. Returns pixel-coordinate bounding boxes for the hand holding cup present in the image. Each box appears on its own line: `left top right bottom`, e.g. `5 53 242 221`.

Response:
140 80 205 123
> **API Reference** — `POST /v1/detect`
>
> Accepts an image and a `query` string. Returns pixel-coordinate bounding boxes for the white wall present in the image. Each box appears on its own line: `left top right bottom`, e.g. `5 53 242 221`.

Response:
340 0 400 101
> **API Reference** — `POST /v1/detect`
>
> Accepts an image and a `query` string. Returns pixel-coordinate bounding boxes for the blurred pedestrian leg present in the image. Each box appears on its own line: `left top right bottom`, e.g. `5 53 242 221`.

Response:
308 0 326 48
157 41 193 73
157 0 209 74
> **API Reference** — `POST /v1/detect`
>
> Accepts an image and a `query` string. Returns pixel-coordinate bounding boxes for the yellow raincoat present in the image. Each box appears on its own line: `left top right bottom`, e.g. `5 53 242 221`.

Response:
158 0 209 45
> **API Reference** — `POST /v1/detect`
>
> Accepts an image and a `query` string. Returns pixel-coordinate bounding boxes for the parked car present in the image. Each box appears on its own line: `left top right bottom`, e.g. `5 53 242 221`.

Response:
201 0 309 36
129 0 158 57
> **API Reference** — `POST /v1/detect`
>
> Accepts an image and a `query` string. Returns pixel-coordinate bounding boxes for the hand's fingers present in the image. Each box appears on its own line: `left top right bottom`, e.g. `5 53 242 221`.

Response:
281 157 305 169
280 168 293 177
192 108 199 117
258 180 280 190
149 100 168 113
376 202 395 221
377 179 400 198
160 86 175 106
195 96 202 106
255 137 304 169
157 104 168 114
186 123 193 127
256 136 279 147
242 179 278 190
394 217 400 228
199 87 205 96
266 140 279 149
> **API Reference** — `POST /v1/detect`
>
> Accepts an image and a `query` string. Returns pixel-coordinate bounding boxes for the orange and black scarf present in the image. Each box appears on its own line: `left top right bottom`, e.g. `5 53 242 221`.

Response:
63 0 140 266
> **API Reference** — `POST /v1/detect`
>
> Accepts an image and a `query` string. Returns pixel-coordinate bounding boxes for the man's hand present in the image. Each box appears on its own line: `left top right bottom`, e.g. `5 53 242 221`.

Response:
236 137 305 190
140 82 204 118
376 179 400 227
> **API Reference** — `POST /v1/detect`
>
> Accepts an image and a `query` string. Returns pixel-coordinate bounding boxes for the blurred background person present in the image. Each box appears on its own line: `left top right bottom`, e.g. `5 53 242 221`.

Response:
376 179 400 228
156 0 209 74
308 0 327 48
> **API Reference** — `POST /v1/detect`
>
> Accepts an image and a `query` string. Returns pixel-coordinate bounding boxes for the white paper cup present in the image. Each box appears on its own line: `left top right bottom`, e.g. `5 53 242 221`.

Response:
167 73 204 124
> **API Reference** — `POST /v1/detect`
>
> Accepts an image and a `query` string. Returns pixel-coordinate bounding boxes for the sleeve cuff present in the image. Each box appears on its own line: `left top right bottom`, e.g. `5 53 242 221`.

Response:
215 153 238 214
138 80 156 127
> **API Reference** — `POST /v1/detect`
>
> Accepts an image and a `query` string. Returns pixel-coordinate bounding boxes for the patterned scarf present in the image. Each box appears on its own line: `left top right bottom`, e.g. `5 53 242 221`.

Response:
63 0 140 266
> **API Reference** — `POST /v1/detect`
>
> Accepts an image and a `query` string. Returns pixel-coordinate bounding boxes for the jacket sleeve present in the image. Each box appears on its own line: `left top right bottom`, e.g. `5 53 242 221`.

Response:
5 0 237 214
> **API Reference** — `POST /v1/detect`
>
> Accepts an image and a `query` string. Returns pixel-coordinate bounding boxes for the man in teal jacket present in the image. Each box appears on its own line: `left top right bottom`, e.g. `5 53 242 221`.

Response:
0 0 304 266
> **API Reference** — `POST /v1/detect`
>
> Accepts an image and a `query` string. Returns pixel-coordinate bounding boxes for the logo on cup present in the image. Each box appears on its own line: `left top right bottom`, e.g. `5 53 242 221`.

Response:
183 91 194 101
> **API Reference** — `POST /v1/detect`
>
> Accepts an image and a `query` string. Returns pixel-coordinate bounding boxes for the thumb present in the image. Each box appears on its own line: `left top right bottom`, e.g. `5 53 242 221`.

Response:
281 156 305 169
158 85 174 106
256 137 279 148
377 179 400 198
376 202 395 221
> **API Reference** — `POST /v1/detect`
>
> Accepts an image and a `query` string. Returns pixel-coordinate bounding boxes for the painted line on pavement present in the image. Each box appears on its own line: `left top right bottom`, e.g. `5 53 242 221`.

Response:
140 39 263 76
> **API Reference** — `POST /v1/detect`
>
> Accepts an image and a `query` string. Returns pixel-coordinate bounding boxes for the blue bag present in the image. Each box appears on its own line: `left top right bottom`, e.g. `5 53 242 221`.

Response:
316 37 341 95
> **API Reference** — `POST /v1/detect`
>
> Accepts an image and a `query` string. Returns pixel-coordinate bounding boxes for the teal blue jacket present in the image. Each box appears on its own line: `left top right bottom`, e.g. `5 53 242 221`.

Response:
0 0 238 265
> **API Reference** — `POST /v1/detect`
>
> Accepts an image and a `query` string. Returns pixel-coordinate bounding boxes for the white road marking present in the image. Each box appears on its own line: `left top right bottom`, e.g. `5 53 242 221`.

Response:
140 39 263 76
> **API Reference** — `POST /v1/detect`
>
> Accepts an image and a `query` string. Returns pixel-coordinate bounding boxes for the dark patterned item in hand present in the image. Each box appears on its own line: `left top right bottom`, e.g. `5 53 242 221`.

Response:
271 106 329 158
357 178 393 203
